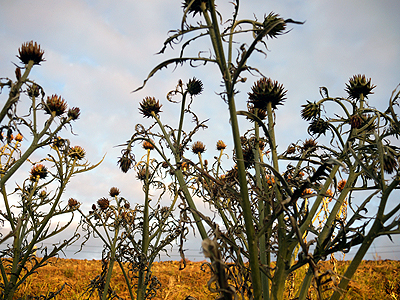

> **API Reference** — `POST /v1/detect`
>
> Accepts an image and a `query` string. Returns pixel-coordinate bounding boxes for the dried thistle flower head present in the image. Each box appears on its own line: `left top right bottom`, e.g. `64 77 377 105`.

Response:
383 155 398 174
67 107 80 120
186 77 203 96
17 41 45 65
142 140 155 150
30 164 48 181
139 96 162 118
15 133 23 142
345 74 376 99
68 198 79 208
216 140 227 151
117 150 135 173
109 187 120 197
136 168 147 181
338 179 347 192
286 145 296 155
248 77 286 110
308 118 329 136
302 138 317 152
248 106 267 121
68 146 86 160
262 12 286 39
182 0 209 16
97 198 110 210
52 136 66 149
301 188 314 196
28 84 40 98
44 95 68 116
192 141 206 154
301 101 320 121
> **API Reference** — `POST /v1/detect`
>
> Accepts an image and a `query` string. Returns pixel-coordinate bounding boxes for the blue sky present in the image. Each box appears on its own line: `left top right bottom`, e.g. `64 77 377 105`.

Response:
1 0 400 261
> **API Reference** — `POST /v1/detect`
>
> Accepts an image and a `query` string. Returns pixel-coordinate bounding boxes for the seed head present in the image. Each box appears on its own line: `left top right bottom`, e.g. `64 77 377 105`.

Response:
139 96 162 118
136 168 147 181
15 133 23 142
308 118 329 136
248 77 286 110
349 114 363 129
109 187 120 197
68 146 86 160
117 150 135 173
186 77 204 96
28 84 40 98
182 0 209 16
68 107 80 120
68 198 79 208
345 74 376 100
17 41 45 65
302 139 317 153
216 140 227 151
262 12 286 39
97 198 110 210
30 164 48 182
142 140 155 150
301 101 320 121
383 155 398 174
248 106 267 121
44 95 67 116
338 179 347 192
192 141 206 154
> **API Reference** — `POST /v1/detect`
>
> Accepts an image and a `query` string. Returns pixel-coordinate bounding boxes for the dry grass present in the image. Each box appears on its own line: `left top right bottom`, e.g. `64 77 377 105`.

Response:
3 258 400 299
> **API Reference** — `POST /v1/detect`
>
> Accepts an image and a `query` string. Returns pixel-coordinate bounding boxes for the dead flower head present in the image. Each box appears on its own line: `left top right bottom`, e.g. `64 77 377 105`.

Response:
139 96 162 118
192 141 206 154
248 77 286 110
30 164 48 182
44 95 67 116
345 74 376 100
68 146 86 160
17 41 45 65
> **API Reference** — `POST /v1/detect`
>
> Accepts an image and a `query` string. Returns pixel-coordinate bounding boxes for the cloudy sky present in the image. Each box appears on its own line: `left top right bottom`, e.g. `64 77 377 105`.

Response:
1 0 400 261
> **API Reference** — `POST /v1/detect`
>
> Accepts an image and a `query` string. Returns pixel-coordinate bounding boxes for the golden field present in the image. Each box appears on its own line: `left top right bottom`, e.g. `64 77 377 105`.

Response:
4 258 400 299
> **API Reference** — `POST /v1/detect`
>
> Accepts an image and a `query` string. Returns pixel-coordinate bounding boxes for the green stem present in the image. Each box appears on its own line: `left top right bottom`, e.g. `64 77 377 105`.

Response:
137 149 151 300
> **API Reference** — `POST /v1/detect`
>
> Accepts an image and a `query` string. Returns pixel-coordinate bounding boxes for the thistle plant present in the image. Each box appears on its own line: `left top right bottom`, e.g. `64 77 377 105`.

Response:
0 42 100 299
125 1 400 299
79 144 183 300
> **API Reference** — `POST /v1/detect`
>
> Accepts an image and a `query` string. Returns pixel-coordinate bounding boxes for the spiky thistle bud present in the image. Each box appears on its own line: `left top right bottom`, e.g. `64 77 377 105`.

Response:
109 187 120 197
142 140 155 150
68 107 80 120
97 198 110 210
349 114 363 129
248 77 286 110
262 12 286 39
301 101 320 121
383 155 398 174
182 0 209 16
308 118 329 136
139 97 162 118
345 74 376 100
68 198 79 208
28 84 40 98
216 140 227 151
68 146 86 160
44 95 67 116
117 150 135 173
17 41 45 65
192 141 206 154
186 77 203 96
302 139 317 153
30 164 48 182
